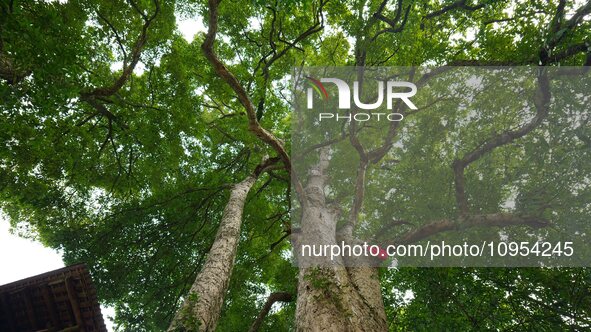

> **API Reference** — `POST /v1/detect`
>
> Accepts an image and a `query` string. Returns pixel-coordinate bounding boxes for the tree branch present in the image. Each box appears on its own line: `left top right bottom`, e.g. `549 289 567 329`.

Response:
541 1 591 64
549 42 590 63
395 213 549 245
201 0 307 204
0 10 30 84
372 0 411 40
248 292 293 332
452 70 551 214
76 0 160 139
95 10 128 63
343 159 368 234
82 0 160 99
562 1 591 33
202 0 289 168
254 0 324 120
424 0 489 20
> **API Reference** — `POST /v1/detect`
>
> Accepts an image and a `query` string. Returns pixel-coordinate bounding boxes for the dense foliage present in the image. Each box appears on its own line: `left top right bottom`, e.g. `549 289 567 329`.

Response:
1 0 589 331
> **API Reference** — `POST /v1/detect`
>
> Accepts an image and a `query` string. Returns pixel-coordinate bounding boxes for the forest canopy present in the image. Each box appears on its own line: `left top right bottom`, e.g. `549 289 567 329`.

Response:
1 0 590 331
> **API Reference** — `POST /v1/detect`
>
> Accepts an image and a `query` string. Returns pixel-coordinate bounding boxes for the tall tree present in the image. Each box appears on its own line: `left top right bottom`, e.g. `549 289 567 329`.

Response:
1 0 590 331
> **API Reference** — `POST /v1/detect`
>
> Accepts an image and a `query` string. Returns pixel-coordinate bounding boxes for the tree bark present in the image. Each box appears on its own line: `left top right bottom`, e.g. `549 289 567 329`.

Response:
295 222 388 330
295 208 388 332
167 161 269 331
295 148 388 332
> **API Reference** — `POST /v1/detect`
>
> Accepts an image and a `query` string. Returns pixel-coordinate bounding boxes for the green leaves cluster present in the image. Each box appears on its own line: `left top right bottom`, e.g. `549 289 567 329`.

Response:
1 0 590 331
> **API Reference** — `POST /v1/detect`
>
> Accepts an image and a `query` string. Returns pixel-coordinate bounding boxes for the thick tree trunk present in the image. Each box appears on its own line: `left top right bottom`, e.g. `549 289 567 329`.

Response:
295 213 388 332
295 148 388 331
296 267 387 332
167 174 257 332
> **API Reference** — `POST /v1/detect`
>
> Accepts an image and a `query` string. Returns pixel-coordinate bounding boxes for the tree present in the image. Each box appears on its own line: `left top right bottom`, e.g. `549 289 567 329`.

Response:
1 0 590 331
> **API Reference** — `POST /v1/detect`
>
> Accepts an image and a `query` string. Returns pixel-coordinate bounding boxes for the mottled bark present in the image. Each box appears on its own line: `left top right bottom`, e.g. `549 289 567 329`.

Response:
167 172 259 331
295 148 388 332
167 156 278 331
296 258 387 332
295 202 388 332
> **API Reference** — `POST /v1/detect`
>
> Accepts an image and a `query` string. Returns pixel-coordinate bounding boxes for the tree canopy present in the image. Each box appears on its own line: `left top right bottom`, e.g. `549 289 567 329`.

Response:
1 0 590 331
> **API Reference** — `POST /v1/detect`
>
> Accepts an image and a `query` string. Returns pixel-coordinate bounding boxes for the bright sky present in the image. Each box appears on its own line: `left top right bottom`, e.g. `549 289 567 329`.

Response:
178 17 206 42
0 211 115 330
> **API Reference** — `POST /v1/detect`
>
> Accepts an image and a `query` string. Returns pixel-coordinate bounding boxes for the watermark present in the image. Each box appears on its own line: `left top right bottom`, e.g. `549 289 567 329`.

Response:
303 74 417 122
300 241 575 263
305 77 417 110
292 67 591 267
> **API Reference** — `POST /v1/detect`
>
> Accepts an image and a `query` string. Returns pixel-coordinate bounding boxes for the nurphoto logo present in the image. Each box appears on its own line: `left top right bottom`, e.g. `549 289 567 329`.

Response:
305 76 417 122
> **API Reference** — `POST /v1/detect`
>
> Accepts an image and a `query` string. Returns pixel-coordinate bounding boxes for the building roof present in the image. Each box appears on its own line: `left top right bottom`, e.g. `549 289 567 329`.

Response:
0 263 107 332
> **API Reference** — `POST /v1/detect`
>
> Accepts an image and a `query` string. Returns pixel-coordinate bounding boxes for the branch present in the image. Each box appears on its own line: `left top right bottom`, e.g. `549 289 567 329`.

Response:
265 3 324 70
395 213 549 245
549 42 590 63
366 86 408 162
268 231 290 252
541 1 591 64
374 0 404 28
254 156 282 177
82 0 160 99
483 17 518 25
446 59 527 66
292 123 351 162
0 53 31 84
201 0 307 204
0 11 30 84
82 98 129 129
452 70 551 214
248 292 293 332
549 0 567 36
372 0 411 40
76 0 160 136
374 219 413 241
344 70 412 233
202 0 289 168
254 1 324 120
343 159 368 234
95 10 128 63
424 0 489 20
562 1 591 33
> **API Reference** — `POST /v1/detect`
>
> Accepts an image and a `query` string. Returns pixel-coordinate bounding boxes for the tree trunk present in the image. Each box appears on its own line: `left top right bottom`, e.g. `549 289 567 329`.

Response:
295 211 388 332
295 148 388 331
296 267 387 332
167 174 257 332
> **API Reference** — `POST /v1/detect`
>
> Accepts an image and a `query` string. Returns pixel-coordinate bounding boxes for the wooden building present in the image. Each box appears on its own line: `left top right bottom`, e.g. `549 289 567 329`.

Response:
0 264 107 332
